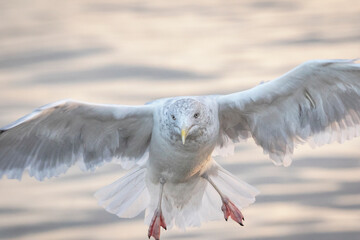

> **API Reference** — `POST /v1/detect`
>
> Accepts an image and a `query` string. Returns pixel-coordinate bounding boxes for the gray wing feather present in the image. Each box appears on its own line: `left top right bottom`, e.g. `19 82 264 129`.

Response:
217 59 360 166
0 99 154 180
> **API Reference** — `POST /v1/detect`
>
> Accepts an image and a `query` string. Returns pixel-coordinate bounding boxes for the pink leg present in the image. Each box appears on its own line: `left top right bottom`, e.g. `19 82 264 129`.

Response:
148 178 167 240
221 197 245 226
202 174 245 226
148 209 167 240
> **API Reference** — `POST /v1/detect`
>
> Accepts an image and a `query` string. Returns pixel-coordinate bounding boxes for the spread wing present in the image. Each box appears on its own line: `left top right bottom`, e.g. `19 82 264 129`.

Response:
216 59 360 166
0 99 154 180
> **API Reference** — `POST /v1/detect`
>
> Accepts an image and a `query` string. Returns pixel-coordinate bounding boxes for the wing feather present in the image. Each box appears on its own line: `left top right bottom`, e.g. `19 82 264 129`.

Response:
0 99 154 180
217 59 360 166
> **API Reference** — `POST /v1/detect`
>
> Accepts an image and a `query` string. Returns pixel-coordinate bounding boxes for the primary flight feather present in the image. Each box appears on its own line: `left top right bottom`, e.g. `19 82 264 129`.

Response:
0 59 359 239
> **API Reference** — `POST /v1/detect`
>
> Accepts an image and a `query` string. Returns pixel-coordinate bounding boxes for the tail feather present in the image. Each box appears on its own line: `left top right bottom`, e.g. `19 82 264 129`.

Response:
145 161 259 230
199 183 223 221
94 167 150 218
197 162 259 224
210 164 260 209
95 161 259 230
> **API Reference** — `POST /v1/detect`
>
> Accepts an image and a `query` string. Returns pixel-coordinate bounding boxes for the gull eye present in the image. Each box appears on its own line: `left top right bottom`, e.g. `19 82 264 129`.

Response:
194 113 199 119
171 115 176 120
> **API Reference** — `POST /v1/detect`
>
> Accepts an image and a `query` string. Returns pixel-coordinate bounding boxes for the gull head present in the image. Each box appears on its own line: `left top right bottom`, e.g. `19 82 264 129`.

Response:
163 98 214 145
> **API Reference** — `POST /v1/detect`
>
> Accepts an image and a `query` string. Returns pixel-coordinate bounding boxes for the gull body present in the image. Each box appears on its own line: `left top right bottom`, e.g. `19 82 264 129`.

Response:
148 97 218 183
1 59 360 239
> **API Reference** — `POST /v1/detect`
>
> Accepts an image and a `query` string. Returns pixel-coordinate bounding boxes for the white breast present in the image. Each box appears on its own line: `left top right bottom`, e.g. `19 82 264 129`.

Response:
147 125 216 183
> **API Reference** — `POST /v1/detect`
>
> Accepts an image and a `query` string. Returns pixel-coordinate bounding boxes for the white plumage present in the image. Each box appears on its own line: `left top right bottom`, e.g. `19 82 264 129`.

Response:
0 59 359 239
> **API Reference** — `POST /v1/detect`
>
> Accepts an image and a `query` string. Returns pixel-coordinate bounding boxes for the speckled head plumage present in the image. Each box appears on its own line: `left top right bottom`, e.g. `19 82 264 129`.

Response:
159 98 216 146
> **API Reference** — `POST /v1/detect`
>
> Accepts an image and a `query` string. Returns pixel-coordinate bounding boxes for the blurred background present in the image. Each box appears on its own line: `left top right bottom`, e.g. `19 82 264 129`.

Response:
0 0 359 239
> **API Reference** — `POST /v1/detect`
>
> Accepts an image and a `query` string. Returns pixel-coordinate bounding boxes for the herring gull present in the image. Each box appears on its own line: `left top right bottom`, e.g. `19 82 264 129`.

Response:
1 59 360 239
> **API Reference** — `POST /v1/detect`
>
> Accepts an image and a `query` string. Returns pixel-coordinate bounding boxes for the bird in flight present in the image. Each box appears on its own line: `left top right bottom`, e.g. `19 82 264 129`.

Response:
0 59 359 240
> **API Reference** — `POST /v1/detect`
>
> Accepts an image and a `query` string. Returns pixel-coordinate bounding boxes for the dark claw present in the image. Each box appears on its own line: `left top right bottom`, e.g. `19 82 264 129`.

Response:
239 222 244 226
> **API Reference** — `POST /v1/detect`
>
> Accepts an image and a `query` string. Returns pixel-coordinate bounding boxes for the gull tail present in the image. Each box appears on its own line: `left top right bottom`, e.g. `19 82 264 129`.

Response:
94 167 150 218
145 161 259 230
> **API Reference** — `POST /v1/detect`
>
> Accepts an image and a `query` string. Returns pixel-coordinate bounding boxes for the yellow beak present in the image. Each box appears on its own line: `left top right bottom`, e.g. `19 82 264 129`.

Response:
181 128 189 145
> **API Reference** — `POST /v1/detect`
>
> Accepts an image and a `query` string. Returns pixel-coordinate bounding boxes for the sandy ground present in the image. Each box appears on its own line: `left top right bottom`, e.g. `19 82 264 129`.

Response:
0 0 359 239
